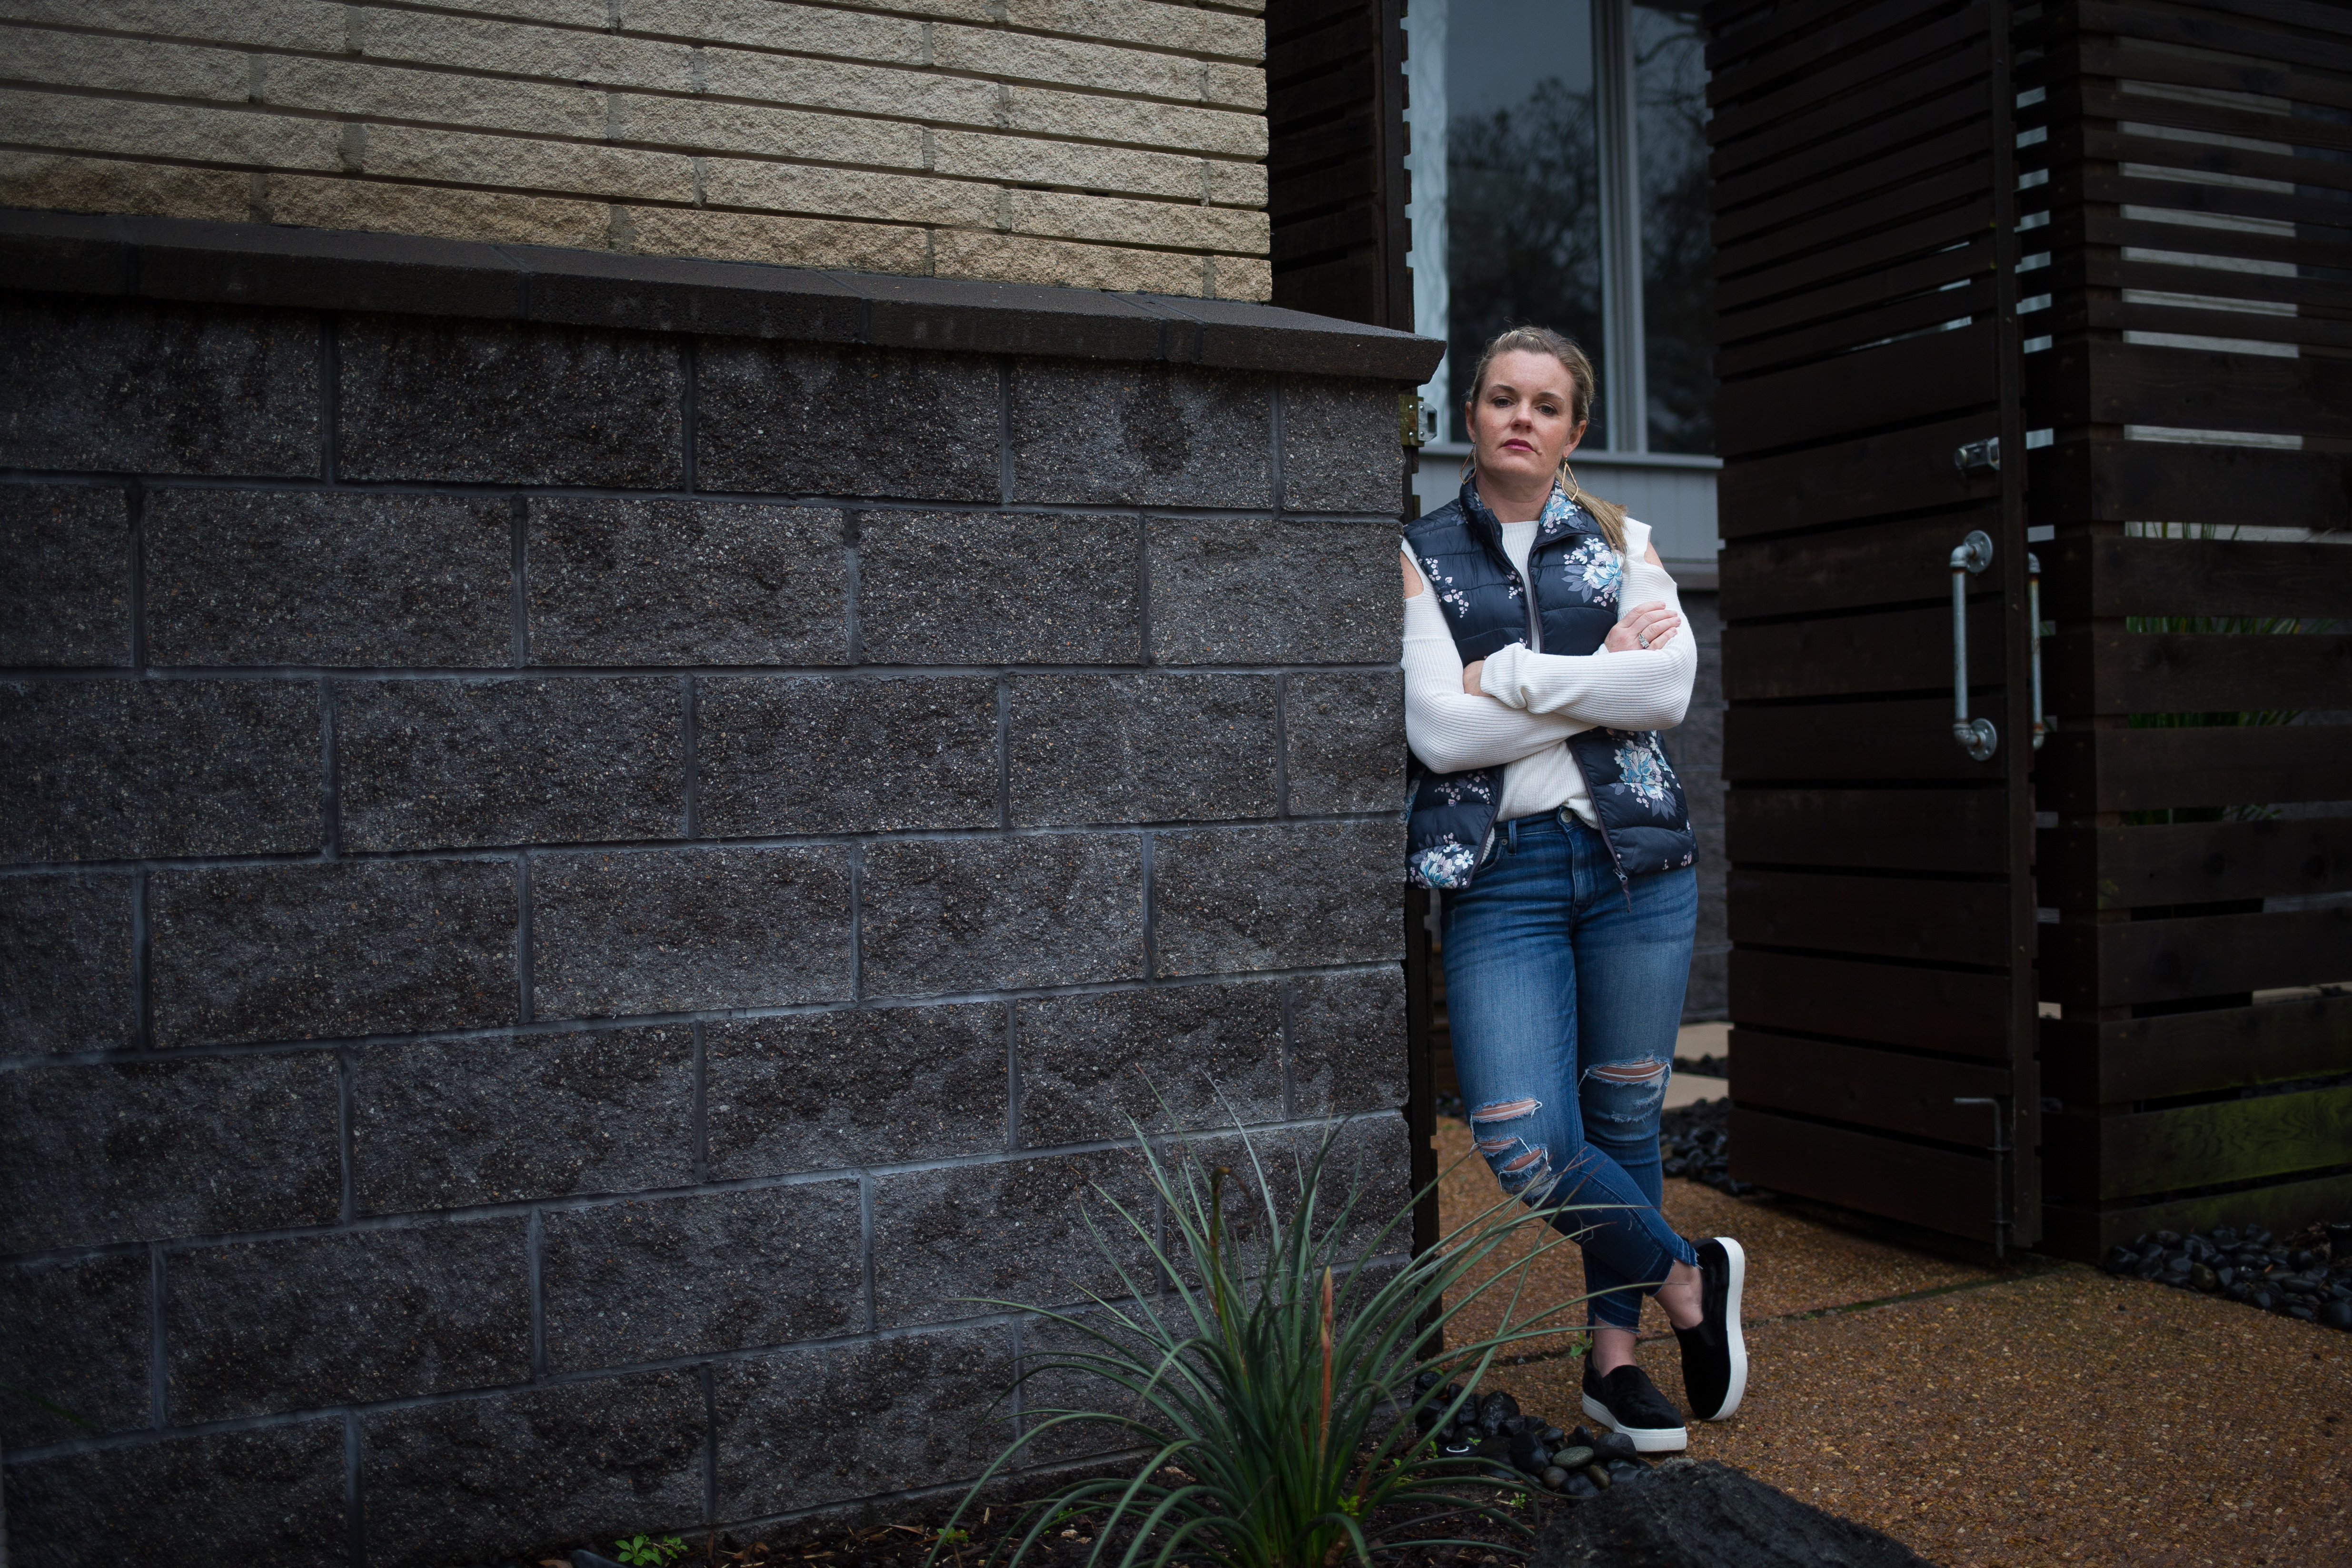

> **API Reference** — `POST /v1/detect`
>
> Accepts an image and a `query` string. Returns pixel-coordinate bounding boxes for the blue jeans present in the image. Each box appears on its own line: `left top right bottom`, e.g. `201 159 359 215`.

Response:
1441 811 1699 1330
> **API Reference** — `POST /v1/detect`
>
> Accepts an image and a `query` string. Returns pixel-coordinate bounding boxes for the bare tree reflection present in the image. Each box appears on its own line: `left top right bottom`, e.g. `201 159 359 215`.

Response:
1447 78 1607 444
1636 5 1713 455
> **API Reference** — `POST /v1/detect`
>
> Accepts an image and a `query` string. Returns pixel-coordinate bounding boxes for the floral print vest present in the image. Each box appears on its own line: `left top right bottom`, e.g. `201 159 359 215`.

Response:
1402 480 1697 892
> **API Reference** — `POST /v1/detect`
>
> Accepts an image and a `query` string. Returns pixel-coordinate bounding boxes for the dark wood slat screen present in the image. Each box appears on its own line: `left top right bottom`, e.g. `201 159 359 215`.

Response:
1706 0 2040 1246
2020 0 2352 1260
1265 0 1411 327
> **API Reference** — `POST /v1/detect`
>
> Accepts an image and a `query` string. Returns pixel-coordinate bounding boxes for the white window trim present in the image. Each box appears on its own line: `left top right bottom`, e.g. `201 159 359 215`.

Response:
1593 0 1650 454
1404 0 1452 437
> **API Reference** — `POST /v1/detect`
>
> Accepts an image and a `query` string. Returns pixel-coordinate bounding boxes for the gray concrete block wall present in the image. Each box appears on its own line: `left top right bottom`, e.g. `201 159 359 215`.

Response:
0 291 1413 1568
1666 590 1727 1021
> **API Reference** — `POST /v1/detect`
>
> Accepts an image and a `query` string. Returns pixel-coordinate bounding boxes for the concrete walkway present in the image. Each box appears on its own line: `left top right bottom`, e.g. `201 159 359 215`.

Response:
1434 1118 2352 1568
1665 1021 1728 1108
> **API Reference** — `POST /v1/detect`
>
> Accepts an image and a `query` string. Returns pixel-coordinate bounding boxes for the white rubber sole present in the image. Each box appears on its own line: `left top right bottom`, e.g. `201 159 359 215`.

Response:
1579 1393 1688 1453
1705 1235 1749 1423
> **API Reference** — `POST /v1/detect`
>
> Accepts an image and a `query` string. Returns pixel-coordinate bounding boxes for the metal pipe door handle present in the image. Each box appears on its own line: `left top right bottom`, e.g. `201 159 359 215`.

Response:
1950 529 1997 761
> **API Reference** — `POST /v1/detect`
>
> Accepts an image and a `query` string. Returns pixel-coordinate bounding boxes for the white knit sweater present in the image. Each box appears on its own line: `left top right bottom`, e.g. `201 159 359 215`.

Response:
1401 517 1696 826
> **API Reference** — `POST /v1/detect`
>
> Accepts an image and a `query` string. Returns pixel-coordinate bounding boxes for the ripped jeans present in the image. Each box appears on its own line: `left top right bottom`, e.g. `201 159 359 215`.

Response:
1441 810 1699 1330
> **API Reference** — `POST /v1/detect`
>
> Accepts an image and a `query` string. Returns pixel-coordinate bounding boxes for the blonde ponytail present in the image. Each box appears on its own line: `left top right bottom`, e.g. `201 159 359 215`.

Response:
1560 458 1628 555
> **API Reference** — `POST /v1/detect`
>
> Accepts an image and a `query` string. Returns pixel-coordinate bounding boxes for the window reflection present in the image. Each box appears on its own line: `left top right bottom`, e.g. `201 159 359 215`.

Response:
1410 0 1717 457
1443 0 1603 445
1635 4 1713 454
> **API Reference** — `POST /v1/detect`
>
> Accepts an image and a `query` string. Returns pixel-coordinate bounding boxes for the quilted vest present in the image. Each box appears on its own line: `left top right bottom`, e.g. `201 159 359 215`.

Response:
1402 479 1697 893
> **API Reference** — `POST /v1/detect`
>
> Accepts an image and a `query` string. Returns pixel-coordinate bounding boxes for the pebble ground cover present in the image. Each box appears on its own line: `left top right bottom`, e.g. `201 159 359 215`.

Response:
1433 1118 2352 1568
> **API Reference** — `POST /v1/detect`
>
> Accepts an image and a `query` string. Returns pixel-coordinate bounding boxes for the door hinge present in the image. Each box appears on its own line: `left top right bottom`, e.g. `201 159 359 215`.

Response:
1399 394 1435 447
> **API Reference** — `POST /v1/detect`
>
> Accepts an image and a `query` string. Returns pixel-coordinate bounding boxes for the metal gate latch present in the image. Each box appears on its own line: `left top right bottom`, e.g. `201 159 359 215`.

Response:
1953 1095 2013 1259
1955 437 2000 474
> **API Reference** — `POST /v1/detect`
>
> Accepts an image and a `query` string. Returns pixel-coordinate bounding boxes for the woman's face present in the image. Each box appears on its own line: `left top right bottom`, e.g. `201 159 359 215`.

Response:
1467 349 1586 488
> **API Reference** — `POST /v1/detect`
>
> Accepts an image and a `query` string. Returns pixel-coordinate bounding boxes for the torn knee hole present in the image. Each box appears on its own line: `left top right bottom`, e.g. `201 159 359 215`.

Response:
1472 1099 1556 1193
1589 1060 1667 1085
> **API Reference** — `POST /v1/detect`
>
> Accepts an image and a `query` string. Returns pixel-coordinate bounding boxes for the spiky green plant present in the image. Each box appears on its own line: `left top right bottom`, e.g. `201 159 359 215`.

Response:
928 1118 1603 1568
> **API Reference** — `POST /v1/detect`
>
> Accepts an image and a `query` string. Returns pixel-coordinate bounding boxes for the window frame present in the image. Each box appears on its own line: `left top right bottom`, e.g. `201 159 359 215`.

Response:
1407 0 1706 456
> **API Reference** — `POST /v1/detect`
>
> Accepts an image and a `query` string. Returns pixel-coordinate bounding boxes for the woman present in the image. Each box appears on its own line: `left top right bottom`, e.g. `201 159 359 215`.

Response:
1401 326 1745 1452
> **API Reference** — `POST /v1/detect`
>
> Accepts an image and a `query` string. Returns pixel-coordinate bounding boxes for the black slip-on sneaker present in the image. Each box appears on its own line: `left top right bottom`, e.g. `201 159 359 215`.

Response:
1674 1235 1747 1422
1578 1357 1687 1454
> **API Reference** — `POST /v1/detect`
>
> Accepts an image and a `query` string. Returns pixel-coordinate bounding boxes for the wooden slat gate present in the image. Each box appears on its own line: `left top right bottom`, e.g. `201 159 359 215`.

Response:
1266 0 1413 328
1710 0 2352 1258
2021 0 2352 1258
1707 0 2044 1248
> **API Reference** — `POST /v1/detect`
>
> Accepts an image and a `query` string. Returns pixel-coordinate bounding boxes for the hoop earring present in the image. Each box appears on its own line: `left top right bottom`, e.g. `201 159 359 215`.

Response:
1559 460 1582 503
1459 453 1476 482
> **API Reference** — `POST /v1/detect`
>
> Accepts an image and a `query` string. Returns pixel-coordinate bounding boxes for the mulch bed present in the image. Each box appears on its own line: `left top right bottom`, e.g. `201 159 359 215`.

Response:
556 1489 1538 1568
544 1375 1651 1568
554 1459 1931 1568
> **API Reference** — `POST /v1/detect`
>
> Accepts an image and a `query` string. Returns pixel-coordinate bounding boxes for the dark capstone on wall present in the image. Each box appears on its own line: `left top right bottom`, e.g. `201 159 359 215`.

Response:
0 249 1419 1568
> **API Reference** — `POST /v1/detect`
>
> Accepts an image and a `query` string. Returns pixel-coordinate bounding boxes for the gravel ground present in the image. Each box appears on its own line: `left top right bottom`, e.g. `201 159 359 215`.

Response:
1437 1119 2352 1567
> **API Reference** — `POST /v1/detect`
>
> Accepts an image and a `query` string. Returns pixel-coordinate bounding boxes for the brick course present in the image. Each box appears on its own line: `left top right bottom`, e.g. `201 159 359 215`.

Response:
362 1372 708 1568
0 1054 344 1251
0 1253 152 1447
0 486 130 667
0 280 1412 1565
145 490 514 668
0 679 323 863
165 1220 534 1420
0 0 1272 298
540 1184 866 1366
0 872 135 1054
6 1421 348 1568
710 1329 1019 1519
351 1026 699 1212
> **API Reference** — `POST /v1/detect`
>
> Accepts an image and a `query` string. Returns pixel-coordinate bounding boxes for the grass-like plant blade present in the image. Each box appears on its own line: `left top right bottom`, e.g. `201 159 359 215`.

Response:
926 1110 1618 1568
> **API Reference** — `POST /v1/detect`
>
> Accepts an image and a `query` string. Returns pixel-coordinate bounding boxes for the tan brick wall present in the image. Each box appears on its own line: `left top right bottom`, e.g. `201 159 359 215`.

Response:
0 0 1271 298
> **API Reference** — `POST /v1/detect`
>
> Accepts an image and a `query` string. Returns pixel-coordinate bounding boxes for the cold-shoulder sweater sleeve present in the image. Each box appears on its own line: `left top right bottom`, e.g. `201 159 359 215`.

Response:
1402 563 1598 774
1474 558 1696 729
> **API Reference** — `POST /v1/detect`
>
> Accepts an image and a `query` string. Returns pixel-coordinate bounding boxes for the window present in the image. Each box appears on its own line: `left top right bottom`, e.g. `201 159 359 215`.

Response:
1634 5 1712 454
1405 0 1714 455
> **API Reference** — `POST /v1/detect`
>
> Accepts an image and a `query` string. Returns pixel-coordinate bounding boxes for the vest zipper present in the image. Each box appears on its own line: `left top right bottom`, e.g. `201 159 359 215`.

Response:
1520 534 1631 905
1560 740 1636 910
